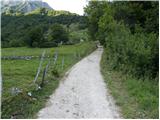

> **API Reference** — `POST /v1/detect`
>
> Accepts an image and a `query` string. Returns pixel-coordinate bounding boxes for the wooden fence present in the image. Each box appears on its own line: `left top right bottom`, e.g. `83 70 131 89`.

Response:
4 49 85 97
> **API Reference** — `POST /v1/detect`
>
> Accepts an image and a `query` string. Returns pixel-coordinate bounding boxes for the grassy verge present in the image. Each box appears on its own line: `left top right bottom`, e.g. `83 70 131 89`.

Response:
101 50 159 119
2 41 96 118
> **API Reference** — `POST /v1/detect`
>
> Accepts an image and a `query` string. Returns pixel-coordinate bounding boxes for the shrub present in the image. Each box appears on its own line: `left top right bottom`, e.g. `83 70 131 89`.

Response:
9 39 25 47
51 67 60 78
104 21 158 79
47 24 69 44
39 41 58 48
69 29 89 44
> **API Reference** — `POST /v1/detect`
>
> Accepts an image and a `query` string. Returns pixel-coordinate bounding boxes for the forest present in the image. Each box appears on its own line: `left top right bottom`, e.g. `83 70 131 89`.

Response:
2 8 87 48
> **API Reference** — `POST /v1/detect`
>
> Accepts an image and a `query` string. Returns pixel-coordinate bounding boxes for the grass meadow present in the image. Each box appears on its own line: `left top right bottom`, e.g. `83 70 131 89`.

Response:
1 41 96 118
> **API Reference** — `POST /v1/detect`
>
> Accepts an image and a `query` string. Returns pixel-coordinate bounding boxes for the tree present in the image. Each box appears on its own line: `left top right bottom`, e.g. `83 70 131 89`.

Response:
27 26 44 47
47 24 68 44
84 1 159 79
84 1 108 40
40 8 48 16
111 1 159 33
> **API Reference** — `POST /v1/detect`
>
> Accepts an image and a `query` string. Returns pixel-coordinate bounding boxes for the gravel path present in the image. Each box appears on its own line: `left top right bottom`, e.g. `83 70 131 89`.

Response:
37 48 121 118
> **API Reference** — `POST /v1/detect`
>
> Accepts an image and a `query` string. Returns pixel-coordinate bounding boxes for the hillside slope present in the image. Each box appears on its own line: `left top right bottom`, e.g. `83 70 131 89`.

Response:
1 0 52 13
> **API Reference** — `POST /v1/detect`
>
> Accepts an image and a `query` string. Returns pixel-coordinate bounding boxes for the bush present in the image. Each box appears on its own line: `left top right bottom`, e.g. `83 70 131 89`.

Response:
51 67 60 78
32 42 38 47
39 41 58 48
9 39 25 47
104 21 158 79
69 29 89 44
69 23 80 32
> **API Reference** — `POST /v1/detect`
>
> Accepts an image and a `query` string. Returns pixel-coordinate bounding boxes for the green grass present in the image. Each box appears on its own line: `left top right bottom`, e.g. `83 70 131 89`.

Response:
1 41 96 118
101 50 159 119
2 42 93 56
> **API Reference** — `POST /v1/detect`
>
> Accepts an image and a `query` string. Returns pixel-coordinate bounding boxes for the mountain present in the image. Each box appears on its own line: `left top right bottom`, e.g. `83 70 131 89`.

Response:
1 0 53 13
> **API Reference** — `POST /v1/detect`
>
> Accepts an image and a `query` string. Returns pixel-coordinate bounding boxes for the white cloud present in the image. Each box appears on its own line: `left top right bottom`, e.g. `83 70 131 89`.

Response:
42 0 88 15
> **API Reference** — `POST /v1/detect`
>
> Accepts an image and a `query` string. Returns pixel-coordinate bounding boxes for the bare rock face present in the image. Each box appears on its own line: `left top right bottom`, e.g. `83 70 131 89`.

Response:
1 0 53 13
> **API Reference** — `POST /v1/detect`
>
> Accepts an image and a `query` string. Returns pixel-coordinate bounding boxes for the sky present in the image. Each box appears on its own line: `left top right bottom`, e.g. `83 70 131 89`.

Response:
42 0 88 15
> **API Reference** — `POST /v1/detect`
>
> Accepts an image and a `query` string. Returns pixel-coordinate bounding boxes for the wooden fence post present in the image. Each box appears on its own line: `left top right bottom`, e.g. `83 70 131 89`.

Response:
53 50 58 65
33 50 46 83
61 56 64 70
40 60 50 87
40 68 46 87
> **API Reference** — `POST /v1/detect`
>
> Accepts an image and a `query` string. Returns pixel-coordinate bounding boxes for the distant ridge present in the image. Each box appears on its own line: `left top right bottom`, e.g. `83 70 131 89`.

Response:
1 0 53 13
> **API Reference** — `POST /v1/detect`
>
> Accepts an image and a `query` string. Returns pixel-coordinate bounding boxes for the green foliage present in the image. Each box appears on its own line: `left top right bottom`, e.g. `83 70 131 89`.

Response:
28 26 44 47
101 51 159 118
84 1 108 40
69 23 80 32
85 1 159 80
104 22 158 79
51 67 60 78
2 8 87 48
9 39 25 47
47 24 69 44
112 1 159 34
27 23 68 48
69 29 89 44
28 8 77 16
40 42 57 48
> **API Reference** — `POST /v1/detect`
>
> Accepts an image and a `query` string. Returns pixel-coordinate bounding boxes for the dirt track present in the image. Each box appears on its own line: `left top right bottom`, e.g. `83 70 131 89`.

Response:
37 48 121 118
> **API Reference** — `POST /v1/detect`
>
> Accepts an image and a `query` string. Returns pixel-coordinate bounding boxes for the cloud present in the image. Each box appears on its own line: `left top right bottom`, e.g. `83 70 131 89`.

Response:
42 0 88 15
